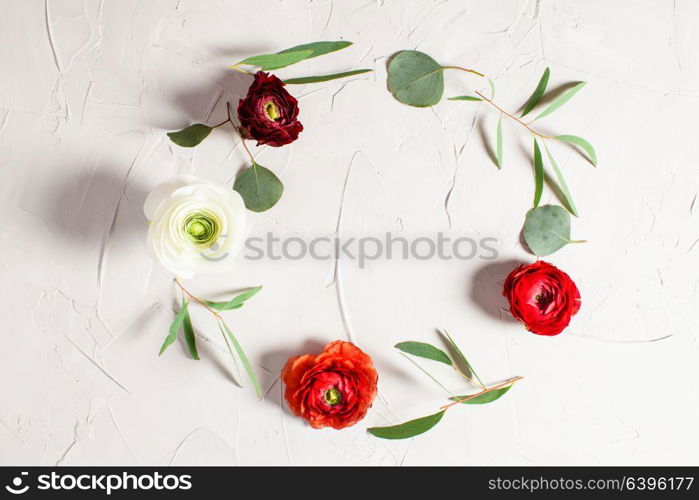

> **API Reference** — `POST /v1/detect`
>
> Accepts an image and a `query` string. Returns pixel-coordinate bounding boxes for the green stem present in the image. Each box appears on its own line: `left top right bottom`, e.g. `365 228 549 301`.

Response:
442 65 485 77
399 353 454 396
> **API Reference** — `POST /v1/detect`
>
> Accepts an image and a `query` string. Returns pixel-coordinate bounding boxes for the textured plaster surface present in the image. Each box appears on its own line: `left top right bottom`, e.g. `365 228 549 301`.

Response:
0 0 697 465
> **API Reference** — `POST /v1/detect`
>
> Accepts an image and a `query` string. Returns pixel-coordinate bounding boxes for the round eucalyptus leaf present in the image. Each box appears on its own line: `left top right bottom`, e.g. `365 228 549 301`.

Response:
522 205 571 256
233 162 284 212
387 50 444 107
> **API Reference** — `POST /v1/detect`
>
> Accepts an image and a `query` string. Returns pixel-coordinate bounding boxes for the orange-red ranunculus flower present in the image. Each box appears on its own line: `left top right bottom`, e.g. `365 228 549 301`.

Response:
281 341 378 430
503 260 581 336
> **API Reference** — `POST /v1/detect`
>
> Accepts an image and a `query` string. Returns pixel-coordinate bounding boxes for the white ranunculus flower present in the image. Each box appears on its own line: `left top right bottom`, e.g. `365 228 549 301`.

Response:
143 175 248 278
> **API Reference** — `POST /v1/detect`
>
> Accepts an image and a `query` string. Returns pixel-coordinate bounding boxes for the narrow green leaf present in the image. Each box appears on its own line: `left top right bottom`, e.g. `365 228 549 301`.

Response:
521 67 550 117
182 308 199 360
544 144 578 216
449 386 512 405
534 82 586 120
398 352 453 395
395 341 452 365
488 78 496 99
555 135 597 166
533 139 544 208
441 330 484 388
387 50 444 107
159 300 189 356
206 286 263 311
278 41 352 60
233 162 284 212
448 95 482 101
522 204 572 256
496 115 503 169
219 321 261 397
167 124 212 148
367 410 446 440
237 50 313 71
284 69 372 85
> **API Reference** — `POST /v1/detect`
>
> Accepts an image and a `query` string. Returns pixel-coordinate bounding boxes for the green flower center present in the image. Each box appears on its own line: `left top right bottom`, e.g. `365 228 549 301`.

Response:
264 101 281 121
323 387 342 406
183 211 221 247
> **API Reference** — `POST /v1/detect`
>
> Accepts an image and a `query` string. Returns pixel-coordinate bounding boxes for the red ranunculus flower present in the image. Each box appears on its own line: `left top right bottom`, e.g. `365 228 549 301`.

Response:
236 71 303 147
503 261 581 336
281 341 378 430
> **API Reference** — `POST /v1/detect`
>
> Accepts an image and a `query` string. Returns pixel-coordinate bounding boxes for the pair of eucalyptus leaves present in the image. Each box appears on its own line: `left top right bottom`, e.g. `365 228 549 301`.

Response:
387 50 597 257
167 41 371 213
368 331 522 439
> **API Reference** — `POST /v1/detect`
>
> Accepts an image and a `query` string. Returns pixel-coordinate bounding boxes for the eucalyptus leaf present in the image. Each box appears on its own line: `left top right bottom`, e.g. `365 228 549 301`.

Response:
522 204 572 256
533 139 544 208
555 135 597 166
237 50 313 71
441 330 484 388
279 41 352 60
167 124 212 148
284 69 371 85
534 82 586 120
182 308 199 360
233 162 284 212
448 95 482 101
395 341 452 365
488 78 496 99
521 67 550 117
367 410 446 440
544 144 578 216
159 300 189 356
387 50 444 107
496 115 503 169
206 286 263 311
449 385 512 405
219 321 261 397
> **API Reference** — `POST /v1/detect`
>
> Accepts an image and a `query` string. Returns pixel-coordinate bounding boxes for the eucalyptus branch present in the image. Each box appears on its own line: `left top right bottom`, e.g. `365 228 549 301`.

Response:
371 336 523 439
174 278 223 320
474 90 551 139
440 376 524 410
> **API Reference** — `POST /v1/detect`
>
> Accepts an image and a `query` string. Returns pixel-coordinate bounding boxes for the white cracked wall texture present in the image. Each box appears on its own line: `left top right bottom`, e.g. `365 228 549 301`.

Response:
0 0 697 465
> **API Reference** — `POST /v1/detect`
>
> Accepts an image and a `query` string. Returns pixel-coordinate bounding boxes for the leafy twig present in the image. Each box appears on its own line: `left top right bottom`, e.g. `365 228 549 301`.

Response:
474 90 551 139
440 376 523 410
369 335 521 439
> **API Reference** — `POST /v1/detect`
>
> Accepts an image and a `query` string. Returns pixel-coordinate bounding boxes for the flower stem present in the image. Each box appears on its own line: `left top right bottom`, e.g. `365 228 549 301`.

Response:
442 65 485 77
211 119 229 129
174 278 223 321
474 90 551 139
439 375 524 410
224 101 255 163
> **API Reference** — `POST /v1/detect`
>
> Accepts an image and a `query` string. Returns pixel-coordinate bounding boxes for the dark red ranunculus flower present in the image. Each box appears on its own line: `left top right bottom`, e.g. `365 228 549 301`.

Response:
236 71 303 147
503 261 581 336
281 341 378 430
